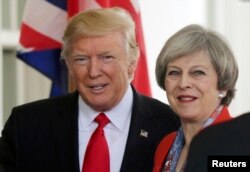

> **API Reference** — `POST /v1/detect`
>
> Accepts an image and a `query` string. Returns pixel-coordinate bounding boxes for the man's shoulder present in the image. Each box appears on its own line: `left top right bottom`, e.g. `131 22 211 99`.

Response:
130 85 171 111
134 93 179 125
12 92 78 114
134 91 168 107
138 94 174 113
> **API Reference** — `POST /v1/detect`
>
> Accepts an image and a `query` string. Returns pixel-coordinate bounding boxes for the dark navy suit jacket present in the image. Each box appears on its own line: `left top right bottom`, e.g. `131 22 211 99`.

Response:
186 111 250 172
0 87 179 172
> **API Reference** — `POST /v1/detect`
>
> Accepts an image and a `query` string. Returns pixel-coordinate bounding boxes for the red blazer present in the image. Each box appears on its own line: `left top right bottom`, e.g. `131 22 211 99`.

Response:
153 106 232 172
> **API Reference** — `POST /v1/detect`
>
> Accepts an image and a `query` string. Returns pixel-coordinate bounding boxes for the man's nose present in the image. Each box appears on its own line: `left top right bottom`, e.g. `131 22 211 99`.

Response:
88 58 102 78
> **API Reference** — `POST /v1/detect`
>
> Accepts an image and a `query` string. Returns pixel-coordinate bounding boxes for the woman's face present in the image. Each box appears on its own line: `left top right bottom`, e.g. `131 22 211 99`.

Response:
165 51 221 123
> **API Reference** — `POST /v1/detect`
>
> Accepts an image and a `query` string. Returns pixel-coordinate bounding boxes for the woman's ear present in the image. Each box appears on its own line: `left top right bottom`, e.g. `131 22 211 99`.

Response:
218 90 227 98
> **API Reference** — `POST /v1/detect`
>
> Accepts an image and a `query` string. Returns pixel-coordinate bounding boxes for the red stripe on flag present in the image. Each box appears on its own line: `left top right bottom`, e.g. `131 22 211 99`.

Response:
132 12 151 96
20 23 61 50
96 0 111 7
67 0 79 17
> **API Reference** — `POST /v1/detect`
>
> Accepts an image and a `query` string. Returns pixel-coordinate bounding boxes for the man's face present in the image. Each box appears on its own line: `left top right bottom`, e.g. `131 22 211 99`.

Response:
67 31 136 111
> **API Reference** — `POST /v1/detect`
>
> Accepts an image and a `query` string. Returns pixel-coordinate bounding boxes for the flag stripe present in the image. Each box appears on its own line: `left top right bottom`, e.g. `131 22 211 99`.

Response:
130 0 140 13
18 0 69 97
20 23 61 51
78 0 100 11
17 49 62 80
46 0 67 10
67 0 79 17
22 0 67 43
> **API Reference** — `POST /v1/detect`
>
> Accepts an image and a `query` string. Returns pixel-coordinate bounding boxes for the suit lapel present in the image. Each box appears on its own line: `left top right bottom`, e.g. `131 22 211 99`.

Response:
120 88 155 171
52 92 80 172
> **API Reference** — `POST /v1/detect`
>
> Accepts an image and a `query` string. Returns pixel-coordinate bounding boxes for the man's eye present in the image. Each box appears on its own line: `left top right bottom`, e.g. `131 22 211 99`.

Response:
100 55 114 62
73 56 89 65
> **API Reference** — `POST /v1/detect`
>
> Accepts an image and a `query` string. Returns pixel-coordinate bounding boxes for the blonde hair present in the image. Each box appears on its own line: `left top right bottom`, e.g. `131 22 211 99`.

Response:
61 7 139 62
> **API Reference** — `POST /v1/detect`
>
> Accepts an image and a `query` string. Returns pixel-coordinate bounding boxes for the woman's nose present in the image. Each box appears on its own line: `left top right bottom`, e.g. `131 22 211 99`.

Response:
179 75 193 89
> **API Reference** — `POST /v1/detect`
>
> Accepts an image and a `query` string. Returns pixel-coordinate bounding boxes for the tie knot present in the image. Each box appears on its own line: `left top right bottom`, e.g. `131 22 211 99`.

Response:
95 113 110 128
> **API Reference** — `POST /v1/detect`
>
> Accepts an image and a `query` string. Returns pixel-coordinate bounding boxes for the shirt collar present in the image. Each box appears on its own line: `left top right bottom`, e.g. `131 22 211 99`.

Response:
79 85 133 131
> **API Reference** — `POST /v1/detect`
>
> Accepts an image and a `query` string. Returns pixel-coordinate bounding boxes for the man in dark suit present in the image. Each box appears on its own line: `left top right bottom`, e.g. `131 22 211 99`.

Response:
185 111 250 172
0 7 179 172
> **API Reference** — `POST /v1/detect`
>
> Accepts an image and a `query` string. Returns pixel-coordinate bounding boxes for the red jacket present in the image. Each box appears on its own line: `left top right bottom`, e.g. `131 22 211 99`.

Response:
153 106 232 172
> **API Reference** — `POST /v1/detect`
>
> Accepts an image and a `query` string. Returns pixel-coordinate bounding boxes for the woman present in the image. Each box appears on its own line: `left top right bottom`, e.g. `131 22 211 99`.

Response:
153 24 238 172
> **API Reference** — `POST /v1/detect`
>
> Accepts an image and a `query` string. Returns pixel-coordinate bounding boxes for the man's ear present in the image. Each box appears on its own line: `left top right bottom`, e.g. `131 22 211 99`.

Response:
128 59 138 76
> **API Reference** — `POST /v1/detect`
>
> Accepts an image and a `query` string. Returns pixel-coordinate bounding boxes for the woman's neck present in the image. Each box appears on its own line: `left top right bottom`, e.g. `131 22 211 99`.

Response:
181 121 203 147
181 105 224 146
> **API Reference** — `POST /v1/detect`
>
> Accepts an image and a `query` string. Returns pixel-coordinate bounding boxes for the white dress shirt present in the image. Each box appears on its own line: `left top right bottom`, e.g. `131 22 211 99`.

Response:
78 85 133 172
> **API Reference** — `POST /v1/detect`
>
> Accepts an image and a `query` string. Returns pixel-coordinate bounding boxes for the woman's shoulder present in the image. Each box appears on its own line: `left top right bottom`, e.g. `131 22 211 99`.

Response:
153 131 178 172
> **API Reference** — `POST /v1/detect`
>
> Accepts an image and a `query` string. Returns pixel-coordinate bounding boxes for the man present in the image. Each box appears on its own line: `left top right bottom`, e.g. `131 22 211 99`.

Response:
185 111 250 172
0 7 179 172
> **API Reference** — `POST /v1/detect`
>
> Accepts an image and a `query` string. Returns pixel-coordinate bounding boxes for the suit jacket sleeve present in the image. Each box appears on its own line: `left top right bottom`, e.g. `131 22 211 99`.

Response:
0 108 18 172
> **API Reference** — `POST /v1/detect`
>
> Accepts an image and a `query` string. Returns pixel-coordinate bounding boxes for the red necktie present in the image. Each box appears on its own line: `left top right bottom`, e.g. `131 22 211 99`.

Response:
82 113 110 172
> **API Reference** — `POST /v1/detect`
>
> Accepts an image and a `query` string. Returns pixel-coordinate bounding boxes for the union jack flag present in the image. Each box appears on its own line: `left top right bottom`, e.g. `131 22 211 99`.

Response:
18 0 151 97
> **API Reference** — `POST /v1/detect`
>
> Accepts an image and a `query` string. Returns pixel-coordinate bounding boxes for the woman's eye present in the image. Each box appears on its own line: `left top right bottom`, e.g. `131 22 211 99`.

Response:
168 70 179 76
193 70 205 75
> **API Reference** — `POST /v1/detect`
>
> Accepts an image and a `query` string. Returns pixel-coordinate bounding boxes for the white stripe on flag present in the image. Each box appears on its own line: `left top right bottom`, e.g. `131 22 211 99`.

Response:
79 0 101 11
22 0 67 43
130 0 140 13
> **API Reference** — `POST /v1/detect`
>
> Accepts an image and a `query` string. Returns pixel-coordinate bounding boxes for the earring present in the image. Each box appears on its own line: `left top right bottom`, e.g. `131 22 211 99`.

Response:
219 92 225 98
